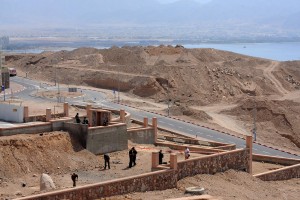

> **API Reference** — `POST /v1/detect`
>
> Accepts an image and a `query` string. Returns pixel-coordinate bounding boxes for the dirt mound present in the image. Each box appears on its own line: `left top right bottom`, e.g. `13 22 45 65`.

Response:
222 99 300 151
0 132 99 179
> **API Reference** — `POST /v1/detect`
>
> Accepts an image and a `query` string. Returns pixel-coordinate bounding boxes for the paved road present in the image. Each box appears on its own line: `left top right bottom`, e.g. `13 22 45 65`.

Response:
7 77 300 159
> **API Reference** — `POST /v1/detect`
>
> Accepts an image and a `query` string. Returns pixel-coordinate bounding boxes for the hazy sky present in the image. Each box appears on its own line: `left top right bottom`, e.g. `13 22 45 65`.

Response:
157 0 212 3
1 0 300 38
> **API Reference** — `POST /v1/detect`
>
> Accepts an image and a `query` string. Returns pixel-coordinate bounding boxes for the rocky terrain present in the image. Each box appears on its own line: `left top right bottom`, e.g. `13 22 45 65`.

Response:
2 45 300 199
5 45 300 154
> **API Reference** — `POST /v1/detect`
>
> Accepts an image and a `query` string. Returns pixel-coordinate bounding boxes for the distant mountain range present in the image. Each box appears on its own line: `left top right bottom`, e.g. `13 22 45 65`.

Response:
1 0 300 36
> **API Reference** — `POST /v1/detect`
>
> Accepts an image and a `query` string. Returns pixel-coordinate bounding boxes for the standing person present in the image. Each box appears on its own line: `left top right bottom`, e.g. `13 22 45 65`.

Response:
184 147 190 160
129 148 133 168
159 150 164 164
132 147 137 166
71 173 78 187
75 113 80 123
129 147 137 168
104 153 110 169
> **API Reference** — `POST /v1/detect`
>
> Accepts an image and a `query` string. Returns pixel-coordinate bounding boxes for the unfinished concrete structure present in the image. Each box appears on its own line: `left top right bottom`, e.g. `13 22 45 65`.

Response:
0 102 299 200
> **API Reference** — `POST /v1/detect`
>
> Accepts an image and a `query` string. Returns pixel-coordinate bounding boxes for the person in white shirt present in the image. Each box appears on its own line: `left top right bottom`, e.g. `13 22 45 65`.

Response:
184 147 190 159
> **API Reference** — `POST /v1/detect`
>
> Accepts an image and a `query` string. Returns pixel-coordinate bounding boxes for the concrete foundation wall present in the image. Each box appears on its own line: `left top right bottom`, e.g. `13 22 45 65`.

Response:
87 124 128 154
127 127 155 144
0 103 24 123
253 154 300 166
177 149 250 180
16 169 177 200
254 164 300 181
64 122 88 148
0 123 52 136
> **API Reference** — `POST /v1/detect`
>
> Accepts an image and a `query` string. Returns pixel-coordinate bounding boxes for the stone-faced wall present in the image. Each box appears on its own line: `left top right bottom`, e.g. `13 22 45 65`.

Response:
254 164 300 181
127 127 155 144
86 123 128 154
177 149 250 180
15 169 177 200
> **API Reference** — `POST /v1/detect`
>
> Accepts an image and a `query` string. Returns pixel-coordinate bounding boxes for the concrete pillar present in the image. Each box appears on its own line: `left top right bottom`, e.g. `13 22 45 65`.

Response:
86 104 92 124
63 102 69 117
46 108 51 122
170 153 177 170
246 135 253 175
143 117 148 128
23 106 29 118
152 152 159 169
120 109 125 123
152 117 158 143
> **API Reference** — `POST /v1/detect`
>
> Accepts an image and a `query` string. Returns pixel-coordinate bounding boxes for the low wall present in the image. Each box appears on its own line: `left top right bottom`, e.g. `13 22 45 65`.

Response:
0 123 52 136
156 141 226 154
0 103 24 123
127 127 155 144
177 149 250 180
87 123 128 154
16 169 177 200
253 154 300 166
254 163 300 181
153 125 235 150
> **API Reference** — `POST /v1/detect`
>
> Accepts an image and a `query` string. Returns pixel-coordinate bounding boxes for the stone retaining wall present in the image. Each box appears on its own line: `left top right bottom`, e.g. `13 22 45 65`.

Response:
177 149 250 180
16 169 177 200
254 163 300 181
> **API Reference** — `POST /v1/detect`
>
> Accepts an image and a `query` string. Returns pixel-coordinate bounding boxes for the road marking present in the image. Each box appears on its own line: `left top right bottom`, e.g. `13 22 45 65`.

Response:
178 126 183 129
160 121 166 124
168 123 174 127
188 129 193 132
263 151 270 154
217 138 224 141
207 135 213 138
253 148 258 151
197 132 203 134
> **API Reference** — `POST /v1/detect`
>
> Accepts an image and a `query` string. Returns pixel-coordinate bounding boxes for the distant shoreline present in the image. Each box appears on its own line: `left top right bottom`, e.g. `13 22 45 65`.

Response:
3 40 300 61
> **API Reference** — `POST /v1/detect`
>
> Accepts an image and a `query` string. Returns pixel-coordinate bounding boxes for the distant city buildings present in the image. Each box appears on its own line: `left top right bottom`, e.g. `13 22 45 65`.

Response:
0 36 9 49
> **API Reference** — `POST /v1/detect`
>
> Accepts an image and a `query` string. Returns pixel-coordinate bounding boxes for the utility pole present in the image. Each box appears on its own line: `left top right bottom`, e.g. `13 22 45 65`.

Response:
117 71 120 103
253 97 257 141
167 80 171 116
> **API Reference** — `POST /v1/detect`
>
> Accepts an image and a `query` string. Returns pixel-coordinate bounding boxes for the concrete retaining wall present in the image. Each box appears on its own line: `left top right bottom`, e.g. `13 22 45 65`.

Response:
127 127 155 144
177 149 250 180
0 103 24 123
253 154 300 166
16 169 177 200
254 163 300 181
87 124 128 154
64 122 88 148
0 123 52 136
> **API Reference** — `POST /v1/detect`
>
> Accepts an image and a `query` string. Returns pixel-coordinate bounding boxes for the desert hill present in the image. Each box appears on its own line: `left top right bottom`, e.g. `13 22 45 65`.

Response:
6 45 300 153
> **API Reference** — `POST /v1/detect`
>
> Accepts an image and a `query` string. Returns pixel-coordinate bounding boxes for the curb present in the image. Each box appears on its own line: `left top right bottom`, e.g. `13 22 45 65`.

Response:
118 101 299 157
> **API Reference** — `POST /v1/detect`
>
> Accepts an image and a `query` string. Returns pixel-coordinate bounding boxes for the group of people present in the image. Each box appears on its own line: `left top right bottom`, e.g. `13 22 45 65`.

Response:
71 146 191 187
75 113 89 125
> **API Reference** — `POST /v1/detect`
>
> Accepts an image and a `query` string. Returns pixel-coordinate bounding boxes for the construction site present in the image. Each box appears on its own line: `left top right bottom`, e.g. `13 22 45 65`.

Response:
0 46 300 200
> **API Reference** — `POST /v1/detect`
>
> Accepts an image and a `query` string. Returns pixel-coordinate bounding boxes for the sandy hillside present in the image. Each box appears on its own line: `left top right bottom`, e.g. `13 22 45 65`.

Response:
5 45 300 154
0 130 299 200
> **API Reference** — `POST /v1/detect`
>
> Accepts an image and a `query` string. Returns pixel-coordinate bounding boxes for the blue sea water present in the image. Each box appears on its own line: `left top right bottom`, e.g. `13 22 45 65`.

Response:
184 42 300 61
4 42 300 61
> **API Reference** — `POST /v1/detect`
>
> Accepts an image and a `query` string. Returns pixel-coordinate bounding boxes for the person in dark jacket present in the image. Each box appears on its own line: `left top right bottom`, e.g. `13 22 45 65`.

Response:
75 113 80 123
159 150 164 164
104 153 110 169
129 147 137 168
71 173 78 187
